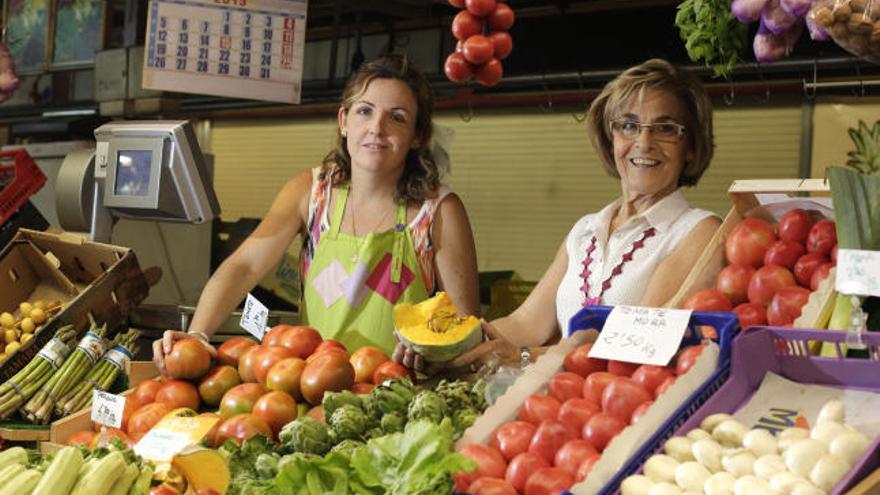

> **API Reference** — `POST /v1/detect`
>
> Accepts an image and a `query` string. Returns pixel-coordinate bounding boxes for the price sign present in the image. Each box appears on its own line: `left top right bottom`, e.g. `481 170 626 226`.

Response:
143 0 307 103
588 306 693 366
240 292 269 340
91 391 126 429
836 249 880 297
134 415 220 462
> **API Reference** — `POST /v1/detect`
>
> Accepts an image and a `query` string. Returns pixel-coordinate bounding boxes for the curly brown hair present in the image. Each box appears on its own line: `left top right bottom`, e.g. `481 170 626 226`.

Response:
322 54 440 204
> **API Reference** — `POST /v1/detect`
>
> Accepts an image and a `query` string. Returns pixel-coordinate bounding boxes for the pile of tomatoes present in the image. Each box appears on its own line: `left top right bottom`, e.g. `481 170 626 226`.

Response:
444 0 515 86
453 342 706 495
685 209 837 329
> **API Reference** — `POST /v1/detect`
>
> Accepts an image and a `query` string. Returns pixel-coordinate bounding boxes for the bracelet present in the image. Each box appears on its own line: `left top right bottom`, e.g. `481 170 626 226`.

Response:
520 347 532 368
187 330 211 344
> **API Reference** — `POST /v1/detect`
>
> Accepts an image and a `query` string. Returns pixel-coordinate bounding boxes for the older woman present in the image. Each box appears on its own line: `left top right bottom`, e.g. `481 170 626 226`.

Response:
454 58 721 362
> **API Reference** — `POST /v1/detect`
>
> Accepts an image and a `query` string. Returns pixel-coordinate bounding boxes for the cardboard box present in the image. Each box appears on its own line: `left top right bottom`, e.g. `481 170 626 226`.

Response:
666 179 837 329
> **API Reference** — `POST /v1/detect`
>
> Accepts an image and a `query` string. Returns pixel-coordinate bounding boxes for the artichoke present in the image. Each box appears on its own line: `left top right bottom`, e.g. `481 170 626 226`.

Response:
407 390 448 424
330 439 365 461
471 378 488 411
322 390 364 422
369 377 416 416
278 417 332 455
453 408 479 435
329 404 369 441
436 379 473 412
380 412 406 434
254 452 280 479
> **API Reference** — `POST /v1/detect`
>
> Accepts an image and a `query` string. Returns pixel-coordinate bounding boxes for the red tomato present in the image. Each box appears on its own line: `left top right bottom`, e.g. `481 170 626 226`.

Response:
198 365 242 407
132 379 162 406
576 454 601 481
262 325 290 346
831 244 838 263
444 52 473 83
128 402 173 436
349 346 389 384
716 264 757 305
733 302 768 330
351 382 375 395
252 391 297 440
306 405 326 424
810 262 833 291
548 372 584 403
607 360 639 377
582 372 616 404
474 58 503 87
528 420 576 464
675 344 705 376
491 421 537 461
466 0 497 17
252 346 296 385
216 336 258 368
277 326 323 359
488 2 515 30
237 345 263 383
155 380 200 410
601 377 652 422
68 430 97 446
468 477 517 495
506 452 550 492
557 398 600 432
554 440 598 477
582 413 626 451
794 252 829 287
806 220 837 256
630 401 653 423
165 338 212 381
524 467 574 495
767 286 811 326
726 218 776 267
452 10 482 40
449 0 465 7
684 289 732 312
764 240 806 270
455 444 508 490
462 35 494 64
487 31 513 59
748 265 797 306
301 351 355 405
372 361 410 385
313 339 347 356
563 343 607 377
654 376 675 398
265 357 306 401
778 208 816 244
631 365 675 394
306 346 348 365
219 383 268 419
518 395 562 425
215 413 272 446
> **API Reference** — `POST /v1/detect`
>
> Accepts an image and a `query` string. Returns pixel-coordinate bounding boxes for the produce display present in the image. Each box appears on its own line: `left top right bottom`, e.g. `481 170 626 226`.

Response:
0 299 63 363
444 0 514 86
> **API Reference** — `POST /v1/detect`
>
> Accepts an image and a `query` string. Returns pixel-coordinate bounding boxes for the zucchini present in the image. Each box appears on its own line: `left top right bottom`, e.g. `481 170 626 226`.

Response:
32 445 83 495
71 451 125 495
0 447 27 471
0 469 41 495
0 463 25 485
108 463 139 495
127 464 153 495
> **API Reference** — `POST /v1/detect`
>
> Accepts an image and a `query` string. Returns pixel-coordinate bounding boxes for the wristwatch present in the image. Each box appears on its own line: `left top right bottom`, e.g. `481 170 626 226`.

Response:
520 347 532 368
187 330 211 344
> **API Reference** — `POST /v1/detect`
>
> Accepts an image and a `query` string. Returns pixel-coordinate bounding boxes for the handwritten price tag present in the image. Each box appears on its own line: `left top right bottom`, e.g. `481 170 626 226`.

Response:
91 391 125 429
240 292 269 341
588 306 693 365
836 249 880 297
134 415 220 462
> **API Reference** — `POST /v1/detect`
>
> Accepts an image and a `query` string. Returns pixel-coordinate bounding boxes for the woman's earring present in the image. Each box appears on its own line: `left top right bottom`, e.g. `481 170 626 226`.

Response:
341 130 347 138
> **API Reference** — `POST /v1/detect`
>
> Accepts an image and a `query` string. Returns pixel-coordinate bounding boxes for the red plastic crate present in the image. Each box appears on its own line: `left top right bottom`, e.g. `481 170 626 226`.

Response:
0 148 46 225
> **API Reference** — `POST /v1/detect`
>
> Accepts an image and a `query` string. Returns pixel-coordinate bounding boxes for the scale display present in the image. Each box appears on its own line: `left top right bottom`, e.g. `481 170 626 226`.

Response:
114 150 153 197
143 0 307 104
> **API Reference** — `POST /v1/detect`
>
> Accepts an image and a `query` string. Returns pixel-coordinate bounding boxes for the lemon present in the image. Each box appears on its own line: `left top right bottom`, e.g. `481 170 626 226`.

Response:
30 308 46 324
20 317 35 334
0 312 14 328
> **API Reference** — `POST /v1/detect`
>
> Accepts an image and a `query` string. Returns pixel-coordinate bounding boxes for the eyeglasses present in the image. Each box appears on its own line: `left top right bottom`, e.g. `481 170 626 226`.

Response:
610 119 686 142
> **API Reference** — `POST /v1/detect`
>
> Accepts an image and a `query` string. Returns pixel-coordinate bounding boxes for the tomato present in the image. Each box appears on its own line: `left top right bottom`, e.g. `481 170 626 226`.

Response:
748 265 797 306
351 382 375 395
631 365 675 394
216 336 258 368
474 58 503 87
733 302 768 330
301 351 355 405
607 360 639 377
252 345 296 384
151 486 179 495
806 220 837 256
794 252 829 287
155 380 200 410
252 391 297 440
582 413 626 451
488 2 515 30
506 452 550 492
725 218 776 267
764 239 807 270
215 413 272 446
277 326 323 359
601 377 651 422
563 343 607 377
492 421 537 461
554 439 598 477
132 379 162 405
630 401 653 424
306 346 349 364
654 376 675 398
262 325 291 346
165 338 212 380
199 412 221 447
68 429 97 446
528 420 576 464
674 344 705 376
767 286 811 326
810 262 833 291
466 0 497 17
444 52 472 83
557 398 600 432
524 467 574 495
266 357 306 400
128 402 173 436
518 395 561 425
684 289 732 312
455 444 508 490
349 346 389 384
90 427 129 449
452 10 482 41
582 371 616 404
487 31 513 59
313 339 347 356
716 264 756 305
306 405 326 424
237 345 263 383
219 383 268 419
778 208 816 244
576 454 601 481
449 0 465 7
462 35 494 64
548 372 584 403
198 365 242 407
372 360 410 385
468 477 517 495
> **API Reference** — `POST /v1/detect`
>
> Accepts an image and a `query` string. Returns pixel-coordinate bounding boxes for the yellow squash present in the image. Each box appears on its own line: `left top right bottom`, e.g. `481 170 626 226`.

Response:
394 292 482 363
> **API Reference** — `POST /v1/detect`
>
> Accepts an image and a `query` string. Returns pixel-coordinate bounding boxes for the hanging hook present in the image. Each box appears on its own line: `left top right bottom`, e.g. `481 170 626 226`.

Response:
723 77 735 106
571 70 588 123
803 57 818 100
753 62 770 103
459 91 474 123
539 74 553 113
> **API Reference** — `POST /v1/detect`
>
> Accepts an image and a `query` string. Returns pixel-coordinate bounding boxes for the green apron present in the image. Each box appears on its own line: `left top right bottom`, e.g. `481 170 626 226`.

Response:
302 185 429 356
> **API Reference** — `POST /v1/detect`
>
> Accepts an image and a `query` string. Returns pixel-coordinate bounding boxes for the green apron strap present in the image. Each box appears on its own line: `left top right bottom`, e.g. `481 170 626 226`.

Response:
390 203 407 283
328 185 348 239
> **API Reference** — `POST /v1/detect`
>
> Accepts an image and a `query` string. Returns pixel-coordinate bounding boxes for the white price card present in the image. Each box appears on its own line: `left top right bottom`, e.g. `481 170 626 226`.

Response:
240 292 269 341
143 0 307 103
836 249 880 297
588 305 693 366
91 390 126 429
134 427 192 462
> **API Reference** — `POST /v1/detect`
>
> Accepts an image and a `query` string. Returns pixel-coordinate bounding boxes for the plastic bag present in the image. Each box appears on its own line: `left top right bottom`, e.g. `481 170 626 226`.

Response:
810 0 880 63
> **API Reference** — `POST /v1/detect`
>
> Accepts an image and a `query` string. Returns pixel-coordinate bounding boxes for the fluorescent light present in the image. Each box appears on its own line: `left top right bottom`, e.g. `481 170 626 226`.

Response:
41 108 97 118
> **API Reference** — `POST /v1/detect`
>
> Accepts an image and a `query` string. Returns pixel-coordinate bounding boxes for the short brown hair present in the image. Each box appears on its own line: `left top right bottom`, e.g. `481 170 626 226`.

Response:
586 59 714 187
322 54 440 203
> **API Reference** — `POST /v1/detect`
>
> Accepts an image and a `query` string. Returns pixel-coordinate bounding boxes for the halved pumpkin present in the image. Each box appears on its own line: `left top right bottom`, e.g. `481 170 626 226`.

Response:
394 292 481 363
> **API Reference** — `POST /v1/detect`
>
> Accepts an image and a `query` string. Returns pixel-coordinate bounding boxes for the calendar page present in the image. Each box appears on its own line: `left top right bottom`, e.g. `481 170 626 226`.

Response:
143 0 307 104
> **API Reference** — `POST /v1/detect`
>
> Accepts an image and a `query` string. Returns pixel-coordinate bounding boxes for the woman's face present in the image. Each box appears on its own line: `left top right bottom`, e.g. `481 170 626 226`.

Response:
611 89 694 197
338 78 420 176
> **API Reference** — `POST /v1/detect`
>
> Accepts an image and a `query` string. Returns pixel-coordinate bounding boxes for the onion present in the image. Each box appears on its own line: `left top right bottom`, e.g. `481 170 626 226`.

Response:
809 453 851 491
692 438 724 473
704 471 736 495
743 429 778 457
622 475 655 495
675 462 712 492
664 436 696 462
713 419 748 447
645 454 680 484
829 431 871 465
784 438 827 477
754 454 787 480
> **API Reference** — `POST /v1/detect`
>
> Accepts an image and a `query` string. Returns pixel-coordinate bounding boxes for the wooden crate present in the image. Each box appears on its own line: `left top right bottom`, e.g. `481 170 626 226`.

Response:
666 179 837 329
